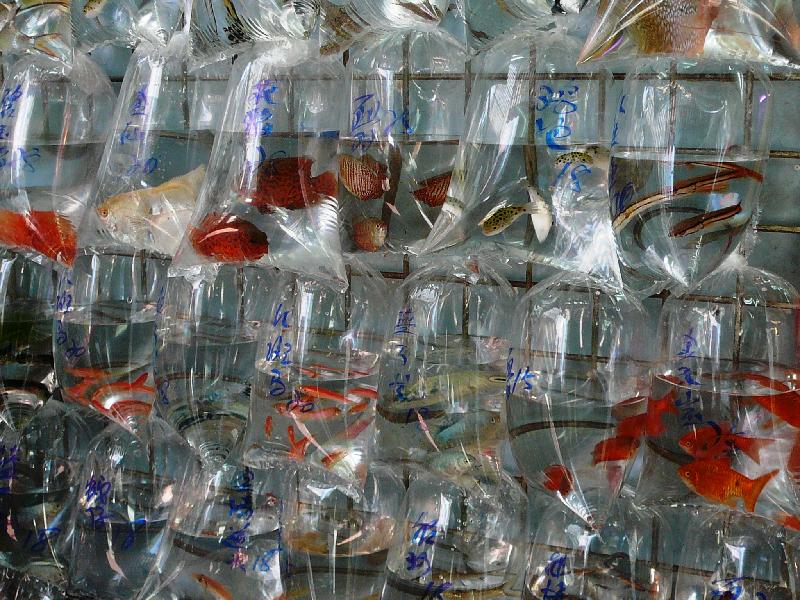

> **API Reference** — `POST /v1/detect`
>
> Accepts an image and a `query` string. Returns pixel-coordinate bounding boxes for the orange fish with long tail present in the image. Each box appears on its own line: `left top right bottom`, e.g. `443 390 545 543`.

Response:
287 425 310 460
250 156 336 212
192 573 234 600
679 422 773 463
189 212 269 262
412 171 451 208
677 458 777 512
0 209 76 265
338 155 389 200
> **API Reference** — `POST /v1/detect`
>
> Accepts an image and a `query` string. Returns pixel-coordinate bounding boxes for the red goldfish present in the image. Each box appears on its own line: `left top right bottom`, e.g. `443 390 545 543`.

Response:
296 385 359 405
0 209 76 265
678 423 773 463
287 425 310 460
412 171 451 207
274 403 342 420
677 458 777 512
616 390 677 438
592 436 640 465
542 464 573 495
249 156 337 212
264 415 272 438
352 217 387 252
776 512 800 531
338 155 389 200
192 573 234 600
189 212 269 262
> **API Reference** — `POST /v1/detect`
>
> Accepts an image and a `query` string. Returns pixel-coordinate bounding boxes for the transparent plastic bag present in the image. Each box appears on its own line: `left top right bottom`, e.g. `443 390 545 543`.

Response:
317 0 448 56
635 254 800 523
416 27 613 269
56 35 223 433
0 400 90 584
138 456 294 600
670 506 797 598
523 493 674 599
64 417 199 600
339 30 467 254
375 257 516 466
70 0 183 51
282 461 404 599
0 52 114 430
4 0 73 62
153 266 284 467
382 465 527 598
171 40 347 288
506 272 652 528
190 0 318 64
609 59 773 296
579 0 800 67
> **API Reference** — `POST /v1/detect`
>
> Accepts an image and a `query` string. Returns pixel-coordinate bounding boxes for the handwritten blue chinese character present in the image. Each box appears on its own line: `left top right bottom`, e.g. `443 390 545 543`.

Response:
65 339 86 359
0 85 22 118
398 344 408 366
389 372 411 402
410 512 438 546
0 125 8 139
18 147 40 173
55 320 67 346
272 303 291 328
405 550 431 575
130 87 148 117
253 80 278 106
421 582 452 600
394 308 415 335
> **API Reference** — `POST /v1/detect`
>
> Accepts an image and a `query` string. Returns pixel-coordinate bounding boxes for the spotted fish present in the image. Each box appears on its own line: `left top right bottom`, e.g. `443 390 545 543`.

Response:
338 155 390 200
479 188 552 241
554 146 610 171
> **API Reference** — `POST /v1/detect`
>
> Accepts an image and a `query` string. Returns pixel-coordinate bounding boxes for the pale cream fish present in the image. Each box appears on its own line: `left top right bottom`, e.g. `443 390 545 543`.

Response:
479 187 552 242
554 146 611 172
97 165 206 255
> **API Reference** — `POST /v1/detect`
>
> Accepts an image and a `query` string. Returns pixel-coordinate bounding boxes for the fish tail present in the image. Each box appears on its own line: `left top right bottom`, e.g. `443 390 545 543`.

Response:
310 171 338 198
738 437 774 463
744 469 778 512
577 31 625 64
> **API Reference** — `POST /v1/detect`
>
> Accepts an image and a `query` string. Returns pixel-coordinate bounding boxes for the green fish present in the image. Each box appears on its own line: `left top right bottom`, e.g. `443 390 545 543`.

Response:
479 188 552 241
554 146 610 170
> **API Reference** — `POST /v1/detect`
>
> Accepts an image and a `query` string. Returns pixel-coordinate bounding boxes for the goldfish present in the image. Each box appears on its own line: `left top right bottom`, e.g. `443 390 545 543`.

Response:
249 156 337 212
274 403 342 420
678 459 777 511
192 573 234 600
615 390 678 438
287 425 309 459
0 209 76 265
776 512 800 531
669 203 745 237
90 373 154 407
296 385 360 405
83 0 107 18
554 146 610 171
412 171 452 208
338 155 389 200
752 393 800 428
592 436 640 465
352 217 387 252
678 422 773 463
478 188 552 242
97 166 205 255
189 212 269 262
542 464 574 495
264 416 272 438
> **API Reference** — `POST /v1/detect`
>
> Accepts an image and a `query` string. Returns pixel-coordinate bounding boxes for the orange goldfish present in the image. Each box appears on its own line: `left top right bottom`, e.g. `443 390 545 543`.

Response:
412 171 451 207
274 403 342 420
677 458 777 512
679 422 773 463
0 209 76 265
265 415 273 438
287 425 310 460
352 217 387 252
192 573 234 600
189 212 269 263
776 512 800 531
592 436 640 465
338 155 389 200
542 464 573 495
296 385 359 405
250 156 337 212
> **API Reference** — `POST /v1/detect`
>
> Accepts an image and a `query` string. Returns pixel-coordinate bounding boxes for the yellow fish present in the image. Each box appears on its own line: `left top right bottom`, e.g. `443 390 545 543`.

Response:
479 188 552 241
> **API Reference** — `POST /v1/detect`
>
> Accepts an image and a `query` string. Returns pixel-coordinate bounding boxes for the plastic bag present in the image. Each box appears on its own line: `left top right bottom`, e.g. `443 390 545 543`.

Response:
282 461 404 598
0 52 114 430
317 0 448 55
416 26 612 269
138 457 295 600
634 254 800 524
579 0 800 67
70 0 183 51
56 35 218 433
171 40 348 288
523 493 674 599
375 257 516 465
63 416 199 599
190 0 318 64
669 506 796 598
609 59 773 296
2 0 73 62
382 464 527 598
506 271 652 528
154 265 284 466
241 257 388 489
339 30 467 254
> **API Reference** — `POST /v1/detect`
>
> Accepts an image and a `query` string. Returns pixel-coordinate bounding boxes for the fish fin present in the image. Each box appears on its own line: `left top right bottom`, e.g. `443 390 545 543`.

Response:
738 437 774 464
384 202 401 216
131 372 149 387
744 469 778 512
126 214 152 242
525 190 553 243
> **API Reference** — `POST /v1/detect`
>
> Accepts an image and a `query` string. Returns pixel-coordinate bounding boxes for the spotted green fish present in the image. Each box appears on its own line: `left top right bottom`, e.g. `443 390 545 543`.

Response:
479 188 552 241
554 145 610 170
83 0 106 17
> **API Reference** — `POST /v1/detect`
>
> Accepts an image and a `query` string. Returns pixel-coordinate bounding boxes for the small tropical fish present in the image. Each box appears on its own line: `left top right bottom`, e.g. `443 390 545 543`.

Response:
412 171 452 208
264 415 272 438
0 209 77 265
352 217 387 252
677 458 777 512
83 0 107 18
617 389 679 438
296 385 358 405
347 386 378 401
189 212 269 262
338 155 389 200
554 146 610 171
192 573 234 600
678 422 773 463
90 373 154 410
592 436 640 465
479 188 552 242
670 203 744 237
752 393 800 428
287 425 309 460
776 512 800 531
434 412 502 447
616 413 650 439
542 464 574 495
97 166 205 254
249 156 336 212
274 403 342 420
427 449 478 474
18 0 71 12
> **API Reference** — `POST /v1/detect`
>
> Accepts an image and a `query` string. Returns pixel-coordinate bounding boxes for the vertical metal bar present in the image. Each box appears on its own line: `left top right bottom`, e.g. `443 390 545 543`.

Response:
181 57 191 131
461 282 471 338
732 272 744 369
590 288 600 371
381 34 410 232
344 263 352 331
523 45 538 248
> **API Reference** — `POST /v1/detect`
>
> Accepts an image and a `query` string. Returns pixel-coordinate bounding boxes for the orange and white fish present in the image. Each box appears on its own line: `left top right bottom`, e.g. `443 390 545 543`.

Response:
192 573 234 600
677 458 777 512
